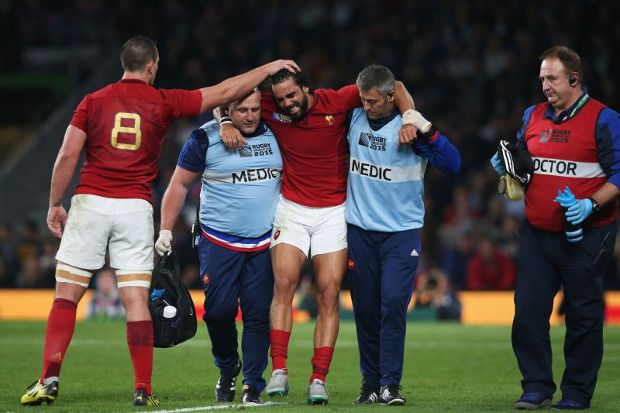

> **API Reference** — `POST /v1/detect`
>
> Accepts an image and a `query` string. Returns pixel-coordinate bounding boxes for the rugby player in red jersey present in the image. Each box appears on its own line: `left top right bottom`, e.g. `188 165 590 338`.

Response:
20 35 298 408
220 69 416 404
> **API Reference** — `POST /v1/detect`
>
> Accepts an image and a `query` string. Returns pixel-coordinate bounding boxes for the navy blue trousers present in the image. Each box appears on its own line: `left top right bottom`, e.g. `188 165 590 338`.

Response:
512 222 616 405
347 224 421 387
198 237 274 392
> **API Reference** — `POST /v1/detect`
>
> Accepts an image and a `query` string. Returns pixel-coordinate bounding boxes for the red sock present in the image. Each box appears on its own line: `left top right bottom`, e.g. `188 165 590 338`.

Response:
127 320 153 394
270 329 291 371
40 298 77 381
310 346 334 383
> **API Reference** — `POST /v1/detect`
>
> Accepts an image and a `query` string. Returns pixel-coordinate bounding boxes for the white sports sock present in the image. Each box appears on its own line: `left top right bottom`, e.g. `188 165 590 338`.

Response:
43 376 59 385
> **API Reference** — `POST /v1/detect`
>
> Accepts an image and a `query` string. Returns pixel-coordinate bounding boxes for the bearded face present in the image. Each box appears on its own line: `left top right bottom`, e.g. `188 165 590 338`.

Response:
272 78 310 121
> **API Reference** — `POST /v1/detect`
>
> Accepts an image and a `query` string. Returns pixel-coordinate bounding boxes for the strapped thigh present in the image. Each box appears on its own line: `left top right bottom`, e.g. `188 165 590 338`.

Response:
116 270 152 289
55 263 93 287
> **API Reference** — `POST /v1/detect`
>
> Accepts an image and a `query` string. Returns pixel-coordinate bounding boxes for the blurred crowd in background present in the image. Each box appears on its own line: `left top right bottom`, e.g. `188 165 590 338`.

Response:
2 1 620 307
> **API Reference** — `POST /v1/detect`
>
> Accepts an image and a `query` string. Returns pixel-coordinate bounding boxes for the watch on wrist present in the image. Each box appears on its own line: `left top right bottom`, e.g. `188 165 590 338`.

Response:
589 197 601 213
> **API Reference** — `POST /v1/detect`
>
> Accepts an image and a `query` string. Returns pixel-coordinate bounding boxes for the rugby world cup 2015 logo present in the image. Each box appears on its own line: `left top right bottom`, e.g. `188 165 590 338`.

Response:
238 143 275 158
358 132 370 147
539 129 552 143
272 112 292 123
238 145 254 157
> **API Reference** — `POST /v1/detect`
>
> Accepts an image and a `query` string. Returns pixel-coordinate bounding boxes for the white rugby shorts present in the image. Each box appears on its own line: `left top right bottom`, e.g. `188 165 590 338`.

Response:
270 196 347 257
56 194 154 273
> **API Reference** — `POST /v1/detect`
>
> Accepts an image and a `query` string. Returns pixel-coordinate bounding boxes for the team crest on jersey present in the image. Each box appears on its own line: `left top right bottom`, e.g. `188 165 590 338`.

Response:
202 273 210 285
539 128 569 143
238 143 275 157
272 112 292 123
325 115 334 125
347 258 356 271
358 132 387 151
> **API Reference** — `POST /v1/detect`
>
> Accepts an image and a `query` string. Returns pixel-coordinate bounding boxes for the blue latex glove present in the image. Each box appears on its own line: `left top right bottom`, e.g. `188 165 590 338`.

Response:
553 186 577 208
553 186 593 225
566 198 593 225
490 152 507 176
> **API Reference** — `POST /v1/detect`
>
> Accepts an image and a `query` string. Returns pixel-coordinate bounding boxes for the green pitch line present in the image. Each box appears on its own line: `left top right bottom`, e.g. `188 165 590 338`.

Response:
147 401 287 412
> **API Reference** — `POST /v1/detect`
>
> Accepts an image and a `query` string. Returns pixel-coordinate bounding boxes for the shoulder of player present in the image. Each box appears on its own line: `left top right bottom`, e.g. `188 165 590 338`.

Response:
86 81 156 101
313 88 339 101
311 87 356 113
82 83 118 100
110 80 195 100
74 84 119 111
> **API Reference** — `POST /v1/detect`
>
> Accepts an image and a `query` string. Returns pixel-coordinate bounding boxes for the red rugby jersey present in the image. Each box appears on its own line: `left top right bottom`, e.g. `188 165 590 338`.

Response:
524 98 614 231
261 85 360 207
70 79 201 201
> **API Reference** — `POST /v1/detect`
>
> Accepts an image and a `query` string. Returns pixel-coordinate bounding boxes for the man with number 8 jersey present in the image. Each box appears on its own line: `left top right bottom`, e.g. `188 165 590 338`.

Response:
20 35 299 408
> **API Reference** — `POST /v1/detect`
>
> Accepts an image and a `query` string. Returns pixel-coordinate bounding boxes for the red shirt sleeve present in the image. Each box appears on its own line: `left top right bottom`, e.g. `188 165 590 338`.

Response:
69 95 89 132
335 84 361 112
159 89 202 118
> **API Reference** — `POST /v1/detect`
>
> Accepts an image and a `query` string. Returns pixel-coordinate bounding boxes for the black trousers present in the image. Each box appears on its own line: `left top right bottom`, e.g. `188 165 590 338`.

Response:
512 221 616 405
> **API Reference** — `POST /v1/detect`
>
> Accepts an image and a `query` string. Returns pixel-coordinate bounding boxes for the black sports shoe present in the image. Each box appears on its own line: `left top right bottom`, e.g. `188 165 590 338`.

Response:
215 360 242 402
133 388 160 406
379 384 406 406
354 379 379 404
241 384 263 405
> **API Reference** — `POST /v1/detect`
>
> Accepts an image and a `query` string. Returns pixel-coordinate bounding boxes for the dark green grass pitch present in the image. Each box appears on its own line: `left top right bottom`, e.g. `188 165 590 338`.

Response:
1 321 619 412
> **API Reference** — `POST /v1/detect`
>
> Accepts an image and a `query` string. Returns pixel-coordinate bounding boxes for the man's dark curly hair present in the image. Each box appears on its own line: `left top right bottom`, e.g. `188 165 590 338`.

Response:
269 68 314 93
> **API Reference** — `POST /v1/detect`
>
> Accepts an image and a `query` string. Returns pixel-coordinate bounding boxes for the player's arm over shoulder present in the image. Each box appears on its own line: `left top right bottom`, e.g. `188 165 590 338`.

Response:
160 88 203 119
331 84 361 111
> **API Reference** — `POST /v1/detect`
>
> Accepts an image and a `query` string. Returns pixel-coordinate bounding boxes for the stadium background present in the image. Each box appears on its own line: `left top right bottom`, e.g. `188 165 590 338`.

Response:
2 2 620 412
1 0 620 320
